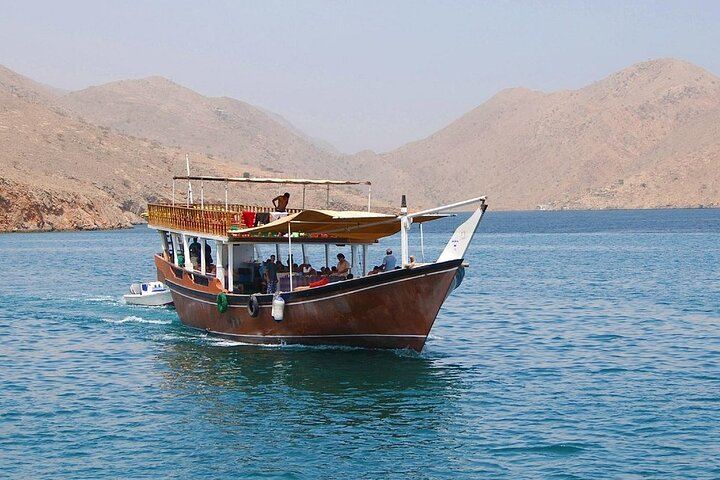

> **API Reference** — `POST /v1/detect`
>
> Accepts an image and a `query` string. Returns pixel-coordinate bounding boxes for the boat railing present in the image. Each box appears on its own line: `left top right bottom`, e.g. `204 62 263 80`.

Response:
147 203 302 236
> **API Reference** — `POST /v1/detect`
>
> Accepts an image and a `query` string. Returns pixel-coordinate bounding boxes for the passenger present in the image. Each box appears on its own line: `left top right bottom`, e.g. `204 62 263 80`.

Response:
335 253 351 277
367 265 382 276
204 243 213 267
272 192 291 212
189 237 201 268
275 258 286 273
265 255 279 293
381 248 397 271
300 258 314 275
406 255 417 268
258 259 268 291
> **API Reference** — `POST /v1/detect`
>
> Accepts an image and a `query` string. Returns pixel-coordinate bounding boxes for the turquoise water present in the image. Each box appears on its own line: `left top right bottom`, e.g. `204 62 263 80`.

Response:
1 209 719 478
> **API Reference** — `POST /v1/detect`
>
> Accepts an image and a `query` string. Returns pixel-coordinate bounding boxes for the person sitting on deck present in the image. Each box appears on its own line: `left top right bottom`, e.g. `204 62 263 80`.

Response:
272 192 291 212
335 253 351 278
367 265 382 276
381 248 397 271
300 259 315 275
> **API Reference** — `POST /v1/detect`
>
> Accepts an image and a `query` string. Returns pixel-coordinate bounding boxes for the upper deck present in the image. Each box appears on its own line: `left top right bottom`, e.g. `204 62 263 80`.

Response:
147 174 380 242
145 175 472 244
147 203 303 237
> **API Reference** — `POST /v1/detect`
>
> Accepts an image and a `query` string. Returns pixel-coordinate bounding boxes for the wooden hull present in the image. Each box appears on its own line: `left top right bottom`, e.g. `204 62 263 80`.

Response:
155 255 463 351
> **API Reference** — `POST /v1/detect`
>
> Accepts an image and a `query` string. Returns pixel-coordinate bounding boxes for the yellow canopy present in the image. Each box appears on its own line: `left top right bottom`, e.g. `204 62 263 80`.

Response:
231 209 445 243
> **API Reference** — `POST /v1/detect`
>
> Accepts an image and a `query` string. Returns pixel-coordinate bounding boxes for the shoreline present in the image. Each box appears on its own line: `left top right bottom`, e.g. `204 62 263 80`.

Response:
2 206 719 234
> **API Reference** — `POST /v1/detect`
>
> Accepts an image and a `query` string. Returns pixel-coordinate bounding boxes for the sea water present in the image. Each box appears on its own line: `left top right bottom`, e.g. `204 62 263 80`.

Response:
0 209 719 479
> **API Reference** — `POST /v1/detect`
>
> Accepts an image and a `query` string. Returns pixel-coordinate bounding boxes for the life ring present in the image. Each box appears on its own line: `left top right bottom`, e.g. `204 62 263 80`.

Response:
216 292 229 313
247 294 260 318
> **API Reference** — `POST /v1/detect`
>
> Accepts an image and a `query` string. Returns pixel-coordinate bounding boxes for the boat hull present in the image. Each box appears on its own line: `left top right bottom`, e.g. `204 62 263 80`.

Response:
123 290 173 306
155 255 462 351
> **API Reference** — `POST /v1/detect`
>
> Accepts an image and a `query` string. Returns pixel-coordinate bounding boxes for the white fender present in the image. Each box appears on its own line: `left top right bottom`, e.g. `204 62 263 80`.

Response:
272 295 285 322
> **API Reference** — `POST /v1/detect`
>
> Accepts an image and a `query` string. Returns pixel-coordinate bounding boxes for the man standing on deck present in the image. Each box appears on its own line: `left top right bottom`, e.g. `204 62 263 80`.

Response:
272 192 290 212
265 255 279 293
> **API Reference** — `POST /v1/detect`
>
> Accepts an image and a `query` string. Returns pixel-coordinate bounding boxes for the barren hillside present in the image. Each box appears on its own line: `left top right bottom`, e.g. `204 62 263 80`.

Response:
353 59 720 210
0 69 363 231
2 58 720 232
55 77 344 178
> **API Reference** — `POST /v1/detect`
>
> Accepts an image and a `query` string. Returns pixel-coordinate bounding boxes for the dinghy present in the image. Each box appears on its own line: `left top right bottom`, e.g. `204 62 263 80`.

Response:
123 281 173 306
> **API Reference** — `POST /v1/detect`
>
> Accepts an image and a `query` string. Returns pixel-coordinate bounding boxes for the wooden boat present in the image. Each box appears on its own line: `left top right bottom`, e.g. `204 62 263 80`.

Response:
146 175 487 351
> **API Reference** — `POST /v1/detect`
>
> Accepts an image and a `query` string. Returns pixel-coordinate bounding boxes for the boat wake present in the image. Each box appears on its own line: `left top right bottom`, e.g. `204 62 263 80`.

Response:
86 296 120 303
103 315 173 325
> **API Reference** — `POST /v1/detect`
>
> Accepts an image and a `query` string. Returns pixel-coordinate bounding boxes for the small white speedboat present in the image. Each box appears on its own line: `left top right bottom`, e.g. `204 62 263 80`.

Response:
123 281 173 306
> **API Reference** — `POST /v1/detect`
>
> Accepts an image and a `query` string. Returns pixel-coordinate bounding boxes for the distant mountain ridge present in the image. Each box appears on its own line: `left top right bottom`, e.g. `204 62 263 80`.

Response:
1 58 719 231
0 68 352 231
55 76 343 178
352 58 720 210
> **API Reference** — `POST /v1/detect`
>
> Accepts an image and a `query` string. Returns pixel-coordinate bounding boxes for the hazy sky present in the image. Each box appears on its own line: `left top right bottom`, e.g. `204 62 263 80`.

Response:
1 1 719 153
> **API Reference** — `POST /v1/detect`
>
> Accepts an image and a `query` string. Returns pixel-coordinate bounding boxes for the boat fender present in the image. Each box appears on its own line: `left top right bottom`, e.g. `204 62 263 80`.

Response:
247 294 260 318
272 295 285 322
216 292 229 313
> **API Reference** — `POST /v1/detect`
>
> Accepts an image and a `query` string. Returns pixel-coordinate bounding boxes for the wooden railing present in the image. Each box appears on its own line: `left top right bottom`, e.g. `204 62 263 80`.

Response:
147 203 301 236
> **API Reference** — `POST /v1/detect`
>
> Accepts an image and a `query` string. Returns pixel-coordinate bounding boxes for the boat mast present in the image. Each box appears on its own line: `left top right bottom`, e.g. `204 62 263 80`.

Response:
185 154 193 206
400 195 410 267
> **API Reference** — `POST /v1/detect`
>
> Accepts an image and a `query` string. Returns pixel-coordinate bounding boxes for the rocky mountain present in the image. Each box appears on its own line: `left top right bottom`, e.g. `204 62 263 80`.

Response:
2 58 719 232
0 68 357 232
352 59 720 210
55 77 343 178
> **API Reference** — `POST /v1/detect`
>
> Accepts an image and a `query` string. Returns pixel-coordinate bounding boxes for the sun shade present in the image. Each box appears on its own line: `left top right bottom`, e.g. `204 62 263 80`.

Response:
230 209 445 242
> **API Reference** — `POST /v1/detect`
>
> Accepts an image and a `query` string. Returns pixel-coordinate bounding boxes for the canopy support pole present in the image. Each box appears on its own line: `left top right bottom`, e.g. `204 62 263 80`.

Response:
420 223 425 262
181 234 192 270
201 238 207 275
288 222 293 292
351 244 358 277
227 243 234 293
362 245 368 276
400 195 410 267
159 231 169 260
216 241 225 289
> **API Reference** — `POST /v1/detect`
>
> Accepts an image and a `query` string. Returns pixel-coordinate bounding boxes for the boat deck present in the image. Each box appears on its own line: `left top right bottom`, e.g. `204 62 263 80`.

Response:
148 203 303 237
